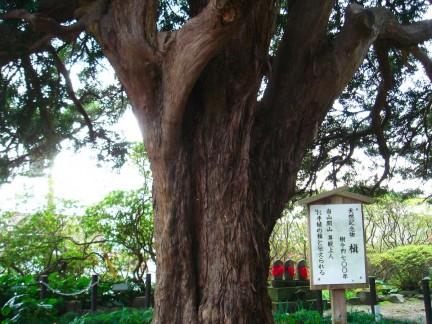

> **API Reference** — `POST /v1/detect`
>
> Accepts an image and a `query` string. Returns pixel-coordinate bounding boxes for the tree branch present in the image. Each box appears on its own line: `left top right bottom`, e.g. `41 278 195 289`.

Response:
0 0 108 51
160 0 266 155
378 15 432 47
330 5 431 96
46 45 95 140
410 46 432 82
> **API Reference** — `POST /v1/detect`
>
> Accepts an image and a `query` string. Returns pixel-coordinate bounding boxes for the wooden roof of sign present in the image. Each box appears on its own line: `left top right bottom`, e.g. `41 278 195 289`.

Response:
295 186 374 206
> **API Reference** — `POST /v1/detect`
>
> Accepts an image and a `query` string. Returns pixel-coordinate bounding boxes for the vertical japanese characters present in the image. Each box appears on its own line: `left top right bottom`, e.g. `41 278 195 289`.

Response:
310 204 366 286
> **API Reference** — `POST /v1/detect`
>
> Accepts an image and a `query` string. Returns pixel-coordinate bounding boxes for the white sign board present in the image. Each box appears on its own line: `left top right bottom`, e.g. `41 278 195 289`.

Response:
309 204 366 287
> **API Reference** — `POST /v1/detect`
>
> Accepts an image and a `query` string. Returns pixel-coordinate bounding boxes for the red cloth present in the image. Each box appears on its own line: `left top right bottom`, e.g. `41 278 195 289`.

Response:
299 266 308 279
287 266 295 278
272 265 284 277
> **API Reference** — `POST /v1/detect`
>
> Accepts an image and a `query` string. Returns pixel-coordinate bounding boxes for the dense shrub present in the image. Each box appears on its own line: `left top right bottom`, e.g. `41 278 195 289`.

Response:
0 274 154 323
369 245 432 290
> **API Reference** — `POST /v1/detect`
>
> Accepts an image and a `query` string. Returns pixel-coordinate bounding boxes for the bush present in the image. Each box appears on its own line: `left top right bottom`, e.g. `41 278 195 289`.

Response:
1 294 58 323
274 309 324 323
0 273 155 323
369 245 432 290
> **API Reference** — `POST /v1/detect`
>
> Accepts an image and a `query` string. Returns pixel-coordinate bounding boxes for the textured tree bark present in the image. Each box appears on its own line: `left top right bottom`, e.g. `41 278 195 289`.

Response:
88 1 432 323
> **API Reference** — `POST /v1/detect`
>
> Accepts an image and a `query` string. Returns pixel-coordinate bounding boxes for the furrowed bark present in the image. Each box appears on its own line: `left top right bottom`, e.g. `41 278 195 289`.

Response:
150 1 278 322
251 0 337 218
97 0 277 322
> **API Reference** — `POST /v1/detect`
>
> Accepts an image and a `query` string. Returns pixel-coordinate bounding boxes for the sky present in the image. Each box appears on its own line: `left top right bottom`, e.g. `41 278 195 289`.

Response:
0 109 144 213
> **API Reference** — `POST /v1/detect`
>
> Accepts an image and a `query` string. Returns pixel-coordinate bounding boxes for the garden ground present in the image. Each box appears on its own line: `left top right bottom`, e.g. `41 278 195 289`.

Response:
324 299 428 323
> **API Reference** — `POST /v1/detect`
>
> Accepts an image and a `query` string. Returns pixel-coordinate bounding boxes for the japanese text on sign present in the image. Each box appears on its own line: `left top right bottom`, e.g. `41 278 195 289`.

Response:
310 204 366 286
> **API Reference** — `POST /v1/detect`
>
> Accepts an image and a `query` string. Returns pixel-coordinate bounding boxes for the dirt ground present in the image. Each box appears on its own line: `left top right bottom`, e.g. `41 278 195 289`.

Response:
337 299 429 323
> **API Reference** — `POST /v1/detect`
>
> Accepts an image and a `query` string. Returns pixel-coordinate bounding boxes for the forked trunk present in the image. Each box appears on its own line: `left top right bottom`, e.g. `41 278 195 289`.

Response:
93 1 378 322
148 56 281 322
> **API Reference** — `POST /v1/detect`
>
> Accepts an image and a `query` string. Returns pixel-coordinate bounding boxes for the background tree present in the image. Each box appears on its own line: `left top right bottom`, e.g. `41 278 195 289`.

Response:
1 1 432 322
269 209 308 263
0 202 98 277
83 187 155 282
0 142 155 281
364 195 432 253
0 187 155 281
82 143 154 282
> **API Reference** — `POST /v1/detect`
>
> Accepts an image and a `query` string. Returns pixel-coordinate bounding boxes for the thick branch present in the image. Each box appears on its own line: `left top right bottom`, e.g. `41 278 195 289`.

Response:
0 0 107 49
160 0 263 155
98 1 159 68
261 0 336 113
378 16 432 47
143 0 158 47
370 85 392 191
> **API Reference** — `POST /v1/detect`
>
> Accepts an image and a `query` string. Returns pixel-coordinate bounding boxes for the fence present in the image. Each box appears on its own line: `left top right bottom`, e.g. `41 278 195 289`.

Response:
39 273 152 312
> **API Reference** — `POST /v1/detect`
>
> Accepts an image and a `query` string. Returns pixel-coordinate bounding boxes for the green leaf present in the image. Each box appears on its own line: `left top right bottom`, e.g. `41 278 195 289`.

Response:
1 306 12 316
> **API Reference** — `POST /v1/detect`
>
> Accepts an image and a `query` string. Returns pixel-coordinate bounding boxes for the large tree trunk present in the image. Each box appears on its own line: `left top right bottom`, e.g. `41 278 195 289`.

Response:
147 4 279 321
89 0 432 322
96 1 337 322
95 1 282 322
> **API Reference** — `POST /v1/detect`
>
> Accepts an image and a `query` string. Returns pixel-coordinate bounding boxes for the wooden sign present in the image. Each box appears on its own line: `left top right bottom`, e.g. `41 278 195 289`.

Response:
296 186 374 324
309 203 367 290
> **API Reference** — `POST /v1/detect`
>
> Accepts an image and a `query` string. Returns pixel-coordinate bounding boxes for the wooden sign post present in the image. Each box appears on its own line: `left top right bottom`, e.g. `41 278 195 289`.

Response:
296 186 374 324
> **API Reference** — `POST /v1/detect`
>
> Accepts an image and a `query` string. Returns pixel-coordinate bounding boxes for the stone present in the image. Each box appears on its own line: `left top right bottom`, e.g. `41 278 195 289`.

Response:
271 280 288 288
358 291 372 305
272 259 284 281
284 259 295 281
267 286 316 302
297 259 308 280
399 290 416 298
384 294 405 304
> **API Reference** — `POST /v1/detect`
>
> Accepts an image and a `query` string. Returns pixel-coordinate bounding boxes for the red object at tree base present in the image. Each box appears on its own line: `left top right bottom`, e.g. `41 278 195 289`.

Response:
299 267 308 279
287 266 295 278
272 265 284 277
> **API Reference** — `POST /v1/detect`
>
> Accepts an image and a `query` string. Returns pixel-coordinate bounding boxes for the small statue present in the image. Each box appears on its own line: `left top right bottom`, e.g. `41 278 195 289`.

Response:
297 259 308 280
271 259 284 280
284 259 295 280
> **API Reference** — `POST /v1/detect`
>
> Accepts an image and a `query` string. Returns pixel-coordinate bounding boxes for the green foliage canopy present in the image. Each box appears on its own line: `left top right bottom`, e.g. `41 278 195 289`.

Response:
0 1 130 183
0 1 430 195
364 195 432 253
0 186 154 282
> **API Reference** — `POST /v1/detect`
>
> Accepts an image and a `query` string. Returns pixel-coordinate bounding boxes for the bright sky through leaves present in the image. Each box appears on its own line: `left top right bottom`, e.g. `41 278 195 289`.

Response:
0 109 143 212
